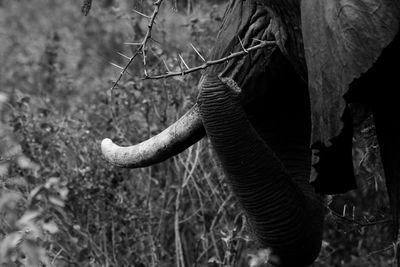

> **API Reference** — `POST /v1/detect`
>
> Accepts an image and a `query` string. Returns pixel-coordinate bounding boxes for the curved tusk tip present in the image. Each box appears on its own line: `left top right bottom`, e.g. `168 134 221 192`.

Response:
101 138 116 156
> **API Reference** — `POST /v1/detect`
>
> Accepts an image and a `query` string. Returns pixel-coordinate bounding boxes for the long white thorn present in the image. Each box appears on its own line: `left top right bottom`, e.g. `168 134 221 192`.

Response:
124 42 142 46
162 58 171 72
109 62 124 70
238 36 248 53
190 43 206 62
178 54 190 70
132 9 151 19
117 52 132 60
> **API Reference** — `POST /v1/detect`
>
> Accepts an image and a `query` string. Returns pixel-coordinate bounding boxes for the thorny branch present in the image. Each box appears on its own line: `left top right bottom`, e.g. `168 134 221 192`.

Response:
144 39 276 80
110 0 276 88
110 0 164 90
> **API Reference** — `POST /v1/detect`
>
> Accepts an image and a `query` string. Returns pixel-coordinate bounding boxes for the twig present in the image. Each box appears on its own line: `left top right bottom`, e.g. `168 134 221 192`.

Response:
209 194 233 264
175 183 185 267
110 0 276 87
51 249 63 265
110 0 164 90
330 209 390 227
368 244 395 256
144 40 276 80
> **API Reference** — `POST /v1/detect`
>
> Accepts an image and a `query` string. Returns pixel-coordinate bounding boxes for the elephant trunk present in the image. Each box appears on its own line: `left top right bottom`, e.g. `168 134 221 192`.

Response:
101 105 205 168
198 75 323 266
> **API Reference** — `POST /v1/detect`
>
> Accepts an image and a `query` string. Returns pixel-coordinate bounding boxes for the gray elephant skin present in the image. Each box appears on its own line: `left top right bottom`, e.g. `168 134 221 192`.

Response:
101 1 400 266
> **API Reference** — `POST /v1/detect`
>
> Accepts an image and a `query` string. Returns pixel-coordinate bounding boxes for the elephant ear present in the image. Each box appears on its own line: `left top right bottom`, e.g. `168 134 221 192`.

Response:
301 0 400 147
301 0 399 193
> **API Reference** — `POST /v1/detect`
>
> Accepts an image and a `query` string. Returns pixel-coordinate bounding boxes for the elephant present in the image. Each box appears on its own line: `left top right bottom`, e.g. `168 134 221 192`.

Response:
101 0 400 266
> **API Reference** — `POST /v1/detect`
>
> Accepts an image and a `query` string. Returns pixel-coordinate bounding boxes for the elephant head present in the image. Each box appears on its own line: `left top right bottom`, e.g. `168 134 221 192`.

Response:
102 0 400 266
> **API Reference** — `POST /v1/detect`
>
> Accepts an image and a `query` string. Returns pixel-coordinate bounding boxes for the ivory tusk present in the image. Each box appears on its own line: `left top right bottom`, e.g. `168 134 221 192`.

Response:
101 104 205 168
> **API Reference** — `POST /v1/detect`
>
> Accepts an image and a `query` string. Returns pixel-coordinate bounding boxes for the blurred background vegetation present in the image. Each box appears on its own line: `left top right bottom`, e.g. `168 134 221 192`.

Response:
0 0 395 266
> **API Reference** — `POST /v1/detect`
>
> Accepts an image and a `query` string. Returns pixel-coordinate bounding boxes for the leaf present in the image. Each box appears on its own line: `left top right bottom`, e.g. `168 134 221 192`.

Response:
29 186 44 200
17 155 38 170
0 164 8 177
0 191 22 211
17 210 41 227
42 221 59 234
58 187 69 200
0 232 23 261
208 256 222 264
301 0 400 145
20 242 41 267
45 177 60 189
38 247 52 267
48 196 65 207
0 92 8 105
248 249 272 267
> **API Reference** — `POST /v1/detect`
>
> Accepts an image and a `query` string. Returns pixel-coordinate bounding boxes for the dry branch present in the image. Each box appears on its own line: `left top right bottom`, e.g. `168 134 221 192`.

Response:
110 0 164 90
144 40 276 80
110 0 276 87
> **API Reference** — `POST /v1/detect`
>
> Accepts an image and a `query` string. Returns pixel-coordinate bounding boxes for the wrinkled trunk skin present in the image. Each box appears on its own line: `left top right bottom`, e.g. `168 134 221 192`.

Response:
200 3 324 264
198 40 324 264
198 72 323 266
